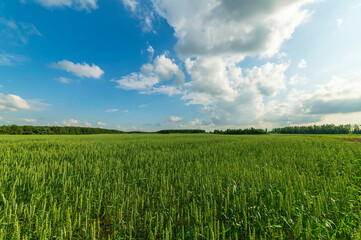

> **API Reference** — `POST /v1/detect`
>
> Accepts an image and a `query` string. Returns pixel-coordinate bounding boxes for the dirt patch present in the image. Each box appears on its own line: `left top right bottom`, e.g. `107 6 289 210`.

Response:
339 138 361 143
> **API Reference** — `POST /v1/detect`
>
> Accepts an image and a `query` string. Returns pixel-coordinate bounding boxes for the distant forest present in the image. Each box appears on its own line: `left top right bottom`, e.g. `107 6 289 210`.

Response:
271 124 361 134
0 125 207 135
157 129 206 134
0 125 122 135
213 128 268 135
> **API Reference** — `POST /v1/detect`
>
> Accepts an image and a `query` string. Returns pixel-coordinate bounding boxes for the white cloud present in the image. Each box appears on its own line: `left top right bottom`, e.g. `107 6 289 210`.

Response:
142 85 182 96
62 118 78 126
97 121 106 126
146 45 155 59
289 74 307 85
152 0 315 59
147 45 155 54
56 77 72 84
169 115 182 122
29 0 98 11
0 54 25 66
52 60 104 79
105 108 118 112
122 0 138 12
119 0 320 127
189 118 212 129
264 72 361 126
149 0 315 126
337 18 344 27
300 74 361 114
122 109 129 113
182 61 289 125
113 73 159 90
84 121 92 127
20 118 37 123
297 59 307 68
0 93 31 111
121 0 155 32
0 17 42 44
113 54 184 90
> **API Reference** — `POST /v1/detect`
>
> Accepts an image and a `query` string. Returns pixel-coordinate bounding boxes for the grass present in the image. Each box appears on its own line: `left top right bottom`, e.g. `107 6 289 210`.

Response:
0 134 360 239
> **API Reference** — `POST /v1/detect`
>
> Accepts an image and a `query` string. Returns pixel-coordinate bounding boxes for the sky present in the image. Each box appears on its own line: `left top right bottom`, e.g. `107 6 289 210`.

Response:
0 0 361 131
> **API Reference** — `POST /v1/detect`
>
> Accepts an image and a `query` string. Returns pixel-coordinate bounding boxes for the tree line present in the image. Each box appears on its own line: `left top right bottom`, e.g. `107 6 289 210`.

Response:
213 128 268 135
0 125 208 135
0 125 123 135
157 129 206 134
271 124 361 134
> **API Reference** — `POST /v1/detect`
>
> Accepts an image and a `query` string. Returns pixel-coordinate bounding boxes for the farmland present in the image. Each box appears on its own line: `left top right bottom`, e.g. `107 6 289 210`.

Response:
0 134 360 239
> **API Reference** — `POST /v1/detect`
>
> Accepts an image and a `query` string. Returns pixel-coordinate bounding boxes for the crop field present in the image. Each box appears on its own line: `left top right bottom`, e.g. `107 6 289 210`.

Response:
0 134 360 239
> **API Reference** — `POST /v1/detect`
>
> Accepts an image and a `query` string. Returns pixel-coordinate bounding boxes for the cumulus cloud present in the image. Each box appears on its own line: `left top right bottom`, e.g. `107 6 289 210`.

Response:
169 115 182 122
62 118 78 126
52 60 104 79
147 45 155 54
118 0 320 127
97 121 106 126
289 74 307 85
84 121 92 127
0 17 42 44
263 73 361 126
297 58 307 68
0 93 31 111
150 0 315 126
189 118 213 129
152 0 315 59
113 54 184 90
301 75 361 114
28 0 98 11
182 61 289 125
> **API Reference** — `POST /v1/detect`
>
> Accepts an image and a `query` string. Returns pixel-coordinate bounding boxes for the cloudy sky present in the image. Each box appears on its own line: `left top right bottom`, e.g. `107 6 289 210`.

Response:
1 0 361 130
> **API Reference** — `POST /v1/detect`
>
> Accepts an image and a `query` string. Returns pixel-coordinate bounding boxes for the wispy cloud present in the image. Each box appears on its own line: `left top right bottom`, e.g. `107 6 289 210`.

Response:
55 77 72 84
105 109 118 113
0 17 42 44
121 0 155 32
25 0 99 12
0 53 25 66
20 118 37 123
52 60 104 79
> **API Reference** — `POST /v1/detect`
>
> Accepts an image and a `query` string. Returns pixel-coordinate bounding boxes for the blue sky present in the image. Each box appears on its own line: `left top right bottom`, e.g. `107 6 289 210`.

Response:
0 0 361 131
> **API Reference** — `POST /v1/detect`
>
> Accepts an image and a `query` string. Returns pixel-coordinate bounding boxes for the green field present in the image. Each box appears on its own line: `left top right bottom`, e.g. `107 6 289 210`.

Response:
0 134 360 239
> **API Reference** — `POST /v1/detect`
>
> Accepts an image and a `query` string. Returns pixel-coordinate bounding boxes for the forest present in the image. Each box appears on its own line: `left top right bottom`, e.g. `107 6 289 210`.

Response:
213 128 268 135
271 124 361 134
0 125 123 135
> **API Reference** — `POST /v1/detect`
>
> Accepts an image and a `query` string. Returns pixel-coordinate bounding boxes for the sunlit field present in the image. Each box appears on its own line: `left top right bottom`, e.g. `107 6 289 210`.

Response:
0 134 360 239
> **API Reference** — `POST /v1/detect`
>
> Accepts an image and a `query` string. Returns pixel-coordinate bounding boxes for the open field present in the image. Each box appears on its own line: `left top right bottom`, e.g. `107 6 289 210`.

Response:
0 134 360 239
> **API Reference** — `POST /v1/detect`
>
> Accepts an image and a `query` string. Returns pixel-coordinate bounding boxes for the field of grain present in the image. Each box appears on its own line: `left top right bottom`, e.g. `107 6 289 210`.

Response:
0 134 360 239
